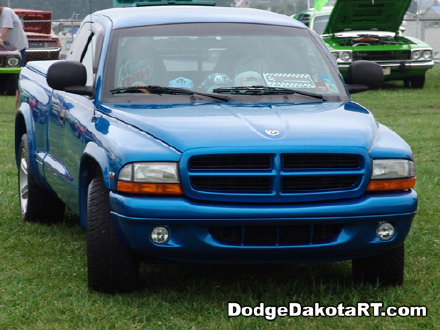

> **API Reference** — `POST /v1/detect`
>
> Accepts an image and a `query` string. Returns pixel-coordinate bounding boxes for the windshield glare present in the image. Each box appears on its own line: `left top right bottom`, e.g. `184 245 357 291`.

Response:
104 23 346 102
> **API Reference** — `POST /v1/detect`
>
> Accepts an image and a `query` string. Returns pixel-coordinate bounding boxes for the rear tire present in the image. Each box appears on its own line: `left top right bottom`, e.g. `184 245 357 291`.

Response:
18 134 65 223
87 175 140 293
352 244 404 286
404 75 425 89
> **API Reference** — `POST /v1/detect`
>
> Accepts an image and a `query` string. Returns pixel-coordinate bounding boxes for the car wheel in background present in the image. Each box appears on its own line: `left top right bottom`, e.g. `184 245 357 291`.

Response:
5 74 19 96
404 75 425 89
352 244 404 286
18 134 65 223
87 175 140 293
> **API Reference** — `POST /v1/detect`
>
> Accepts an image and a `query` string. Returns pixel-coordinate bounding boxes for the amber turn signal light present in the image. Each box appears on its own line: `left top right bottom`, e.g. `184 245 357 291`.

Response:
367 177 416 191
117 181 184 195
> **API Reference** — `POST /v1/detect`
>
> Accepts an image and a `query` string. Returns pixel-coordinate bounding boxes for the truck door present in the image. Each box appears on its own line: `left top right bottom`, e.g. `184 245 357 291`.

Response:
45 22 103 211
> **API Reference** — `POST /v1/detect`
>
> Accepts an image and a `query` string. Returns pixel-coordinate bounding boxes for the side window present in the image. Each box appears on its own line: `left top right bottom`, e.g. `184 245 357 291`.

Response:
67 22 93 61
68 22 104 88
81 34 97 87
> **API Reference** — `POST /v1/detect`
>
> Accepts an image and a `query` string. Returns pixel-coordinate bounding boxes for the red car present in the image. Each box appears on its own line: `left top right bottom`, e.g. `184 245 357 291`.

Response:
14 9 61 62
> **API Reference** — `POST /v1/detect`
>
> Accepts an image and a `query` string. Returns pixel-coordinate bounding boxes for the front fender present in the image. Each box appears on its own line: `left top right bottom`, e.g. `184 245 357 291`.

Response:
370 123 413 160
78 141 112 228
82 141 113 188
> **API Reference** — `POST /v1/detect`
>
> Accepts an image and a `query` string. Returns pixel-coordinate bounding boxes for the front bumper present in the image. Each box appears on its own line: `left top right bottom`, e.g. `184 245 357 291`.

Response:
110 190 417 263
26 48 61 61
339 60 434 71
0 67 21 74
26 48 61 54
339 60 434 79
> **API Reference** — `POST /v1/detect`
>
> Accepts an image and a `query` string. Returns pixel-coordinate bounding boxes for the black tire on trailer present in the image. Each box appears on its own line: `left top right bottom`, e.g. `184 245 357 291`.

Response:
352 244 404 286
87 175 140 293
18 133 65 223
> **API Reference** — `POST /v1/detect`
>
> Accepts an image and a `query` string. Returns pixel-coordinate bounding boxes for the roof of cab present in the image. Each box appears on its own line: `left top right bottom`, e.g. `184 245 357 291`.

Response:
90 5 304 30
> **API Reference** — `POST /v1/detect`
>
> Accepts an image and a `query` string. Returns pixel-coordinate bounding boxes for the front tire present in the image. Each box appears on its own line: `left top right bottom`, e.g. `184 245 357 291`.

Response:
352 245 404 286
87 175 140 293
18 134 65 223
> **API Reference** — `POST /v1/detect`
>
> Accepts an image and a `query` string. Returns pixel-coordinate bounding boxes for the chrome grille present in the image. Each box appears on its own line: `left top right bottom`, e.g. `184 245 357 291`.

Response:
352 50 411 61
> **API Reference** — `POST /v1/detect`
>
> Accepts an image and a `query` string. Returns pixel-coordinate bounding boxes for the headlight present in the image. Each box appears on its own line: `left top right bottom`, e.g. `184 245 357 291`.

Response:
339 51 352 62
331 52 339 60
368 159 416 191
371 159 416 179
422 50 432 60
119 162 180 183
6 56 20 67
412 50 421 60
117 162 183 195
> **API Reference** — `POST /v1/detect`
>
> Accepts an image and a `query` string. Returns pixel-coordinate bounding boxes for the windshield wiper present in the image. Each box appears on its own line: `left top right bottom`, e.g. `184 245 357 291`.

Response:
212 85 326 101
110 85 229 102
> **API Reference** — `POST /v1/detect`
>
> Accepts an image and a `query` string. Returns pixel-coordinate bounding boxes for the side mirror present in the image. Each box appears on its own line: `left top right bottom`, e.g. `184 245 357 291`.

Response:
47 61 93 96
347 60 384 92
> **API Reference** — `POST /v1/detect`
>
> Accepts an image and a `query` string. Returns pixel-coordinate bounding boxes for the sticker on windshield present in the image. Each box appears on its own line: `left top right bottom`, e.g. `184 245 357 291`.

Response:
315 82 329 92
320 74 335 84
320 73 338 93
263 73 316 89
117 59 154 88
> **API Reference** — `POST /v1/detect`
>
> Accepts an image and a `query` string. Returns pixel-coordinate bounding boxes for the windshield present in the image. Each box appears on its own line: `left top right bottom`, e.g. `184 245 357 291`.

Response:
312 15 330 35
103 23 346 103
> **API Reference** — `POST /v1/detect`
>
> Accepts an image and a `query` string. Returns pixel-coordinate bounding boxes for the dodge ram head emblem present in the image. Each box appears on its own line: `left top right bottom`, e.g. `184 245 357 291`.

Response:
265 129 280 136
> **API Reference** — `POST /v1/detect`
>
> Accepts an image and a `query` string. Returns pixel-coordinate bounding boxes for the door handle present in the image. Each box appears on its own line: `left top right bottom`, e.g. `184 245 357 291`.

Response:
59 110 67 124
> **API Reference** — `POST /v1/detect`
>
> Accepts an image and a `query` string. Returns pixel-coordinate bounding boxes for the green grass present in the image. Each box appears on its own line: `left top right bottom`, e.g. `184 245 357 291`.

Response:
0 67 439 330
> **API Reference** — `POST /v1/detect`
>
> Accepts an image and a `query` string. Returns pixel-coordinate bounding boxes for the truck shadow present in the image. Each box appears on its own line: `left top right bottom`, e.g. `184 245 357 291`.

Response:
137 261 356 297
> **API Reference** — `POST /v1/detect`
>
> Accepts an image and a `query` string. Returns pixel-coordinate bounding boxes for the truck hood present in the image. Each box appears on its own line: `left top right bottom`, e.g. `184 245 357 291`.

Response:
101 101 377 152
324 0 411 34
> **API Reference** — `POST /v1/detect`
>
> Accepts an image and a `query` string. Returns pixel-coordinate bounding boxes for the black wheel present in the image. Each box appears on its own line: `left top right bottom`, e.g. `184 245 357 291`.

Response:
18 134 65 223
352 244 404 286
5 74 18 96
87 175 140 293
404 75 425 89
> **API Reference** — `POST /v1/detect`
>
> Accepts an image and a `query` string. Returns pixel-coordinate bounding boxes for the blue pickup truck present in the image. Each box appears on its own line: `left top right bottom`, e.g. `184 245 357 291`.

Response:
15 3 417 293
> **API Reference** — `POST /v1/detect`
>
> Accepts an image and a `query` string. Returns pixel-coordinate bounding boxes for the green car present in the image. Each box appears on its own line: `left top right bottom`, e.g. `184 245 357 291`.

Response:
0 46 21 95
293 0 435 88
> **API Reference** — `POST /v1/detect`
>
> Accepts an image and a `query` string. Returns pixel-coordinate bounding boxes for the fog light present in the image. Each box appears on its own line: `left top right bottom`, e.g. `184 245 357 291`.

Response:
151 226 169 244
376 222 395 241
